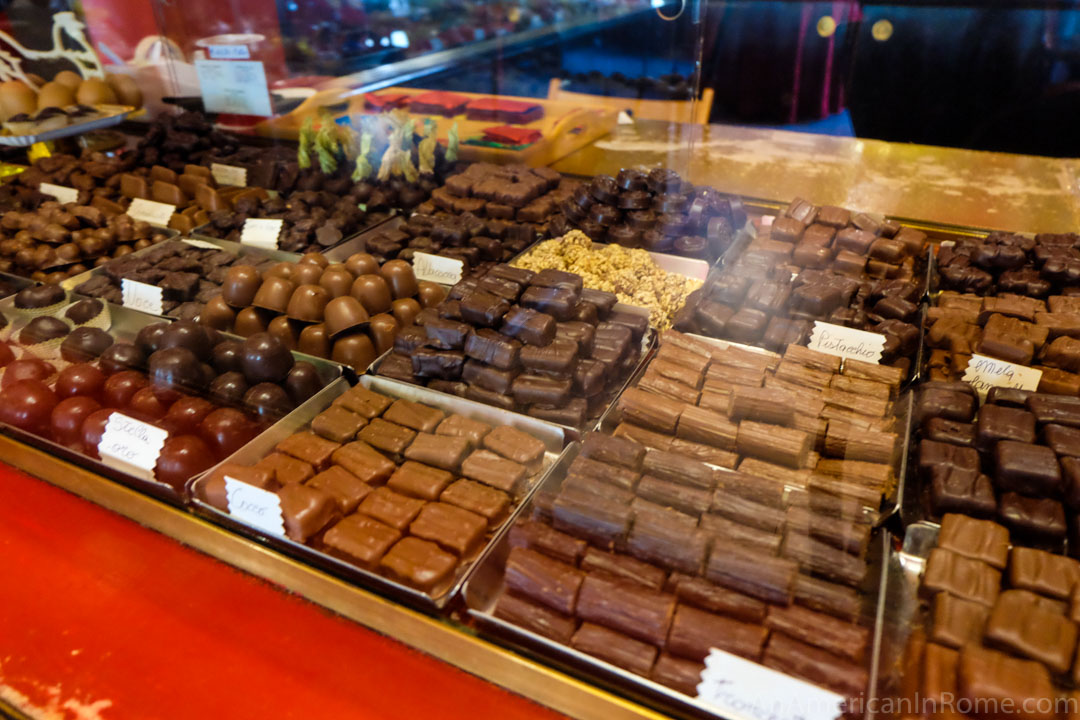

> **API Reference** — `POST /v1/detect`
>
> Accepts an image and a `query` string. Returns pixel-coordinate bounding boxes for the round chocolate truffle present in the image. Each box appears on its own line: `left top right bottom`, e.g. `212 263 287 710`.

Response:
350 274 392 314
416 281 446 309
208 371 249 407
299 252 329 268
345 252 379 278
252 276 296 314
390 298 421 329
233 307 269 337
199 296 236 331
265 262 295 280
331 333 377 372
99 342 145 374
290 263 323 287
211 339 244 373
148 346 204 394
284 361 323 406
324 296 370 338
14 284 65 309
64 298 105 325
221 265 262 308
243 382 293 421
60 326 114 362
240 332 293 385
286 284 330 323
379 260 419 300
19 316 70 345
135 322 170 356
319 267 354 298
297 323 331 358
158 320 212 360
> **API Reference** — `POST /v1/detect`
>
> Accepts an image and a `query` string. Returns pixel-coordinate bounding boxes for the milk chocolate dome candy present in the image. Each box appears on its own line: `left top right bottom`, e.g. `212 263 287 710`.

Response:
345 252 379 277
14 284 65 309
158 320 212 360
379 259 419 300
241 332 293 385
319 267 354 298
199 296 236 331
351 274 392 314
267 315 299 350
233 307 269 337
299 252 328 268
290 262 324 286
64 298 105 325
368 313 399 355
252 276 296 314
324 296 370 338
265 262 295 280
416 281 447 309
298 323 331 358
149 346 204 394
19 316 70 345
243 382 293 421
99 342 145 374
285 362 323 406
221 265 263 308
331 333 376 372
391 298 421 328
60 326 114 362
209 371 248 406
286 284 330 322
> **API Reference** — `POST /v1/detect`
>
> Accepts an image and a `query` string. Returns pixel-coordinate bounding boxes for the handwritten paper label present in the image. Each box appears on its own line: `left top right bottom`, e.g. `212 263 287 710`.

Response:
225 476 286 536
121 279 164 315
98 412 169 483
127 198 176 227
697 648 844 720
808 321 886 363
413 252 463 285
195 59 272 117
240 218 283 250
211 163 247 187
182 238 221 250
208 44 250 60
962 354 1043 399
39 182 78 204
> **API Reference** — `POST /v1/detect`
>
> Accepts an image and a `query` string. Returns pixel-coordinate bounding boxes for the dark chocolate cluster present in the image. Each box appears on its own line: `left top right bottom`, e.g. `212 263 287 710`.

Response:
937 232 1080 296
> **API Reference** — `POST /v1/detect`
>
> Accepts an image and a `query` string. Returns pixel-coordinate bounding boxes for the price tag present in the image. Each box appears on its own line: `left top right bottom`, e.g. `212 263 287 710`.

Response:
807 321 886 364
98 412 169 483
182 238 221 250
195 59 273 117
413 252 463 285
962 354 1043 400
225 476 286 536
240 218 283 250
211 163 247 187
208 44 251 60
39 183 78 204
696 648 844 720
127 198 176 227
121 279 164 315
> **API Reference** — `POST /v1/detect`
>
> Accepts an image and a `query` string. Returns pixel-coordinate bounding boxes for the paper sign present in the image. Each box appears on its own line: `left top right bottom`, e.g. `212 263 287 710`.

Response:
208 44 250 60
413 252 464 285
39 182 78 204
182 238 221 250
127 198 176 227
962 353 1043 399
808 321 886 364
121 279 164 315
211 163 247 187
697 648 844 720
225 476 286 536
98 412 169 483
195 59 272 117
240 218 283 250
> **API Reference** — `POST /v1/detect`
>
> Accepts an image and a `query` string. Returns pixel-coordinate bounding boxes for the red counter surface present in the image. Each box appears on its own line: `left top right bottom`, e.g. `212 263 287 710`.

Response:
0 463 564 720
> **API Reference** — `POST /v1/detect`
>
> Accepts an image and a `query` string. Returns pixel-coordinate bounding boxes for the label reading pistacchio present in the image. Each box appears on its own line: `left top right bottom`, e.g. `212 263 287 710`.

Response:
696 648 844 720
121 278 164 315
98 412 169 483
413 252 463 285
127 198 176 227
240 218 283 250
808 321 886 364
211 163 247 187
39 182 79 204
962 353 1043 399
224 476 286 536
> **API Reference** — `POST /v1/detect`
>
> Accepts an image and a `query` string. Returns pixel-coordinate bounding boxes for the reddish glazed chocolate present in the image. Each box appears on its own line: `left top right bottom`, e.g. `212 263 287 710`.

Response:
50 396 101 445
55 363 106 400
198 407 256 458
0 379 59 432
154 434 214 489
102 369 148 408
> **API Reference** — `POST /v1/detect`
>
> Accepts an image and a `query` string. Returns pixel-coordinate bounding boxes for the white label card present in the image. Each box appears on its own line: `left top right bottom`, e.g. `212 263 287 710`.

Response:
225 476 286 536
98 412 169 483
697 648 845 720
240 218 283 250
182 238 221 250
413 252 463 285
127 198 176 227
962 353 1043 400
39 182 79 204
121 278 164 315
808 321 886 364
208 44 251 60
211 163 247 187
195 59 273 117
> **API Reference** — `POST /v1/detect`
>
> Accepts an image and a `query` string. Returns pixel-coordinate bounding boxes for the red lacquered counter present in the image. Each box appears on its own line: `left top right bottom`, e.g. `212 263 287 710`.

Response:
0 463 565 720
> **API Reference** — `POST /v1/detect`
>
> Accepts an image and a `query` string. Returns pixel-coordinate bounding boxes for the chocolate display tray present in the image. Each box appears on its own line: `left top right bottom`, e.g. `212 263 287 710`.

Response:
191 209 397 257
187 373 571 614
462 442 896 720
323 214 404 264
0 295 342 505
0 104 136 147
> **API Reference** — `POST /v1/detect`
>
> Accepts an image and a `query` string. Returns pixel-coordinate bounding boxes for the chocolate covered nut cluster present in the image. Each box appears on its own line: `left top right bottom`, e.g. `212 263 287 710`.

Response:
376 263 644 427
937 231 1080 296
198 384 551 595
199 251 445 372
899 515 1080 717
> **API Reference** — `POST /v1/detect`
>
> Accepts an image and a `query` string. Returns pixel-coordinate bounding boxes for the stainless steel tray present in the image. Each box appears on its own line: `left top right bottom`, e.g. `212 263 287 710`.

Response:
191 210 396 257
187 373 572 614
323 214 403 262
0 294 342 506
462 441 895 720
0 104 135 147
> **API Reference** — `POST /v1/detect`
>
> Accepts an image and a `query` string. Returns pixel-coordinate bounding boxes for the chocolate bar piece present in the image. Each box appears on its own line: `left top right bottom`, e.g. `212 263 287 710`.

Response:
650 653 705 696
581 547 666 590
576 573 676 646
494 591 576 643
765 604 869 662
671 574 767 623
308 466 372 514
668 604 768 662
276 431 340 471
383 399 446 433
322 514 400 567
464 328 522 370
404 432 471 471
461 449 527 493
923 548 1001 606
998 492 1066 543
508 519 587 565
984 589 1077 673
501 306 556 346
521 285 578 322
705 545 798 605
956 645 1056 720
627 514 708 575
782 531 868 588
435 414 492 447
311 406 367 443
551 488 633 550
977 404 1036 448
637 475 711 516
520 339 578 376
409 502 487 556
931 592 990 649
580 432 645 471
386 460 454 501
571 622 656 677
358 418 416 456
278 483 339 542
379 537 457 590
793 574 861 621
994 441 1062 496
331 441 396 485
483 426 546 468
505 546 584 615
568 454 640 492
937 513 1010 569
425 317 473 350
1009 546 1080 600
763 633 868 698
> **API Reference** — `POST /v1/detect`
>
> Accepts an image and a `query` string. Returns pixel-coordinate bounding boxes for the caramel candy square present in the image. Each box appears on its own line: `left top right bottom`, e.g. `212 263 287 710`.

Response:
439 479 510 526
333 385 393 418
311 405 368 443
922 548 1000 606
985 589 1078 674
275 431 341 471
358 418 417 455
278 482 339 542
483 426 546 468
379 537 458 590
308 465 372 514
957 645 1056 720
435 414 492 447
409 502 488 555
198 463 277 512
404 432 471 471
330 441 396 485
383 398 446 433
358 486 427 530
255 452 314 484
387 461 454 501
931 592 989 649
322 513 401 567
1009 546 1080 600
461 449 528 493
937 513 1010 569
